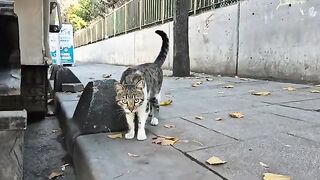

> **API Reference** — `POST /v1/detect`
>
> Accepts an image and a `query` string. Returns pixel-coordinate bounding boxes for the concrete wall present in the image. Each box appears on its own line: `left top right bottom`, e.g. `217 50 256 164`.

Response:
15 0 44 65
75 4 239 75
238 0 320 83
75 0 320 83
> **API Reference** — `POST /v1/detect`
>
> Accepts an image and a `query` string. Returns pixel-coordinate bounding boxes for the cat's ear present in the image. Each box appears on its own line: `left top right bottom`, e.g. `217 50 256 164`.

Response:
136 80 145 89
115 82 124 93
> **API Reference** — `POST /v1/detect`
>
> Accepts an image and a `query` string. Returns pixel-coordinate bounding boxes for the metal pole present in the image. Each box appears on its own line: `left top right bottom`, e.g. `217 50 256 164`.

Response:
139 0 143 29
113 12 116 36
193 0 197 15
161 0 165 23
125 3 127 33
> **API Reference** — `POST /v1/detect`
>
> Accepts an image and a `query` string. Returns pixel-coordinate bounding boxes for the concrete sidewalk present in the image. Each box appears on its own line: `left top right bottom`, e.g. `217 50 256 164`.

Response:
56 64 320 180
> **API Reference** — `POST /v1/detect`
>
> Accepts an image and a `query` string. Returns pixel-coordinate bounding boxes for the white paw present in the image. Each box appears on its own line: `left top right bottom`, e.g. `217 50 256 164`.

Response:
125 131 135 139
150 117 159 126
137 130 147 141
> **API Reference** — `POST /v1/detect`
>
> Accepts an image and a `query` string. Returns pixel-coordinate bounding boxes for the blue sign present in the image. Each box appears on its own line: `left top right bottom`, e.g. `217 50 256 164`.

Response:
59 24 75 65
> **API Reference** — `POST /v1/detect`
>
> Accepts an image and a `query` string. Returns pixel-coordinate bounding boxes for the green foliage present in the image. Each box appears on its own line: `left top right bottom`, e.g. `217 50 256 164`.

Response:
65 0 128 31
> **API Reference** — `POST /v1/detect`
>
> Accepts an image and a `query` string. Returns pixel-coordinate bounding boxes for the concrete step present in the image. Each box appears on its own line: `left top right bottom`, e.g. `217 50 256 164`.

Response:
0 110 27 180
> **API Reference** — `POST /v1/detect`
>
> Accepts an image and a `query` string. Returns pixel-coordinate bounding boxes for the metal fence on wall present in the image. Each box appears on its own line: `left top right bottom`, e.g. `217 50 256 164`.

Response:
74 0 238 48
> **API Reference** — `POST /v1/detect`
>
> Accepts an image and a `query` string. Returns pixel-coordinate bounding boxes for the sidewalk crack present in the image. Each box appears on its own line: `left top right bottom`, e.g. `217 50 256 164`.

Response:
180 117 239 141
173 146 228 180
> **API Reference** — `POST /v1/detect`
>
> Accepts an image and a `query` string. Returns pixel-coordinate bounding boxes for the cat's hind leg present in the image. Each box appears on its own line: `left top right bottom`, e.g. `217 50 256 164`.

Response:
150 93 160 126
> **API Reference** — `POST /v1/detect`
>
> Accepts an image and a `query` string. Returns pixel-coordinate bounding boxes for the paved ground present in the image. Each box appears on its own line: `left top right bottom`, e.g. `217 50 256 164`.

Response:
59 64 320 180
24 116 75 180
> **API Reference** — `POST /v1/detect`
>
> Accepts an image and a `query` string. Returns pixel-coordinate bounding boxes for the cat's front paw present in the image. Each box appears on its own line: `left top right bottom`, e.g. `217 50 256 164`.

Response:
137 130 147 141
125 131 135 139
150 117 159 126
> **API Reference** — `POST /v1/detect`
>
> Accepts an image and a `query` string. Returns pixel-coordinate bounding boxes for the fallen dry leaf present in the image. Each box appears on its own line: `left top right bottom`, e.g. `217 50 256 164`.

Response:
192 81 203 87
49 171 63 179
164 124 175 128
206 156 227 165
47 98 54 104
160 100 173 106
240 78 249 81
224 85 234 88
61 163 70 171
263 173 290 180
107 133 123 139
152 136 179 146
283 87 296 91
206 78 213 81
259 162 269 168
215 117 223 121
102 74 112 78
310 90 320 93
51 129 59 133
252 91 271 96
195 116 204 120
128 153 139 157
229 112 244 118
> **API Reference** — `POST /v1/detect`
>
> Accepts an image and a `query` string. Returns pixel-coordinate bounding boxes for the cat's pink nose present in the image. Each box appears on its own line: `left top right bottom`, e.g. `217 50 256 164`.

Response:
128 107 134 112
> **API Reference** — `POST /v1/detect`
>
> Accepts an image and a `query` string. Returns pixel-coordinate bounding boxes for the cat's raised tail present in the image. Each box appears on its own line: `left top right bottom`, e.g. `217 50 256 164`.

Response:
154 30 169 67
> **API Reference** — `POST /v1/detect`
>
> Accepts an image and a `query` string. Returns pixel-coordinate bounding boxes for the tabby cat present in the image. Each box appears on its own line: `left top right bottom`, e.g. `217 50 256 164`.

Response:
115 30 169 140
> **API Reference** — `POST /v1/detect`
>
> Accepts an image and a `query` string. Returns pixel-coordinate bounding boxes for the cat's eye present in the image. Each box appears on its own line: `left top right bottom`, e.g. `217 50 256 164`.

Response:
134 99 139 103
121 99 127 104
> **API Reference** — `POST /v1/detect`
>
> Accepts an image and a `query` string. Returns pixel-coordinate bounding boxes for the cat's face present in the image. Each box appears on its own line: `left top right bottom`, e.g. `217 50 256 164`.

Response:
115 80 145 113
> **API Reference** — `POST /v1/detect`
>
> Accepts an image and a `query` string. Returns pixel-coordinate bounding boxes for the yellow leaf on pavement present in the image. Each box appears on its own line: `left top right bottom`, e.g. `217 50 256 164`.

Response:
283 87 296 91
160 100 173 106
152 136 179 146
252 91 271 96
107 133 123 139
263 173 290 180
206 156 227 165
229 112 244 118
